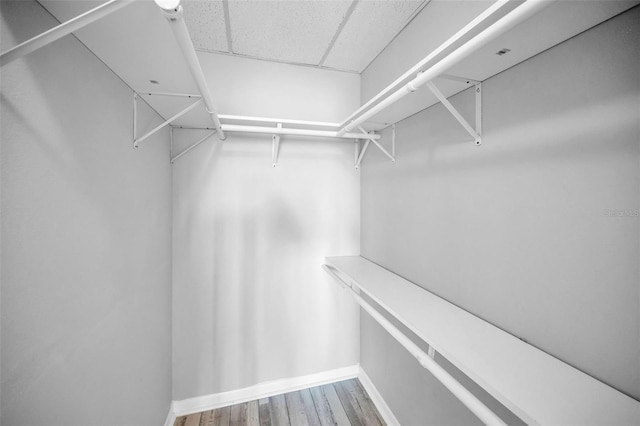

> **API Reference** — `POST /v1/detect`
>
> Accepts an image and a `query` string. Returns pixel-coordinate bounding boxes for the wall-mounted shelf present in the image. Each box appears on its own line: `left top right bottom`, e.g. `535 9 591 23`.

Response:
6 0 636 169
324 256 640 425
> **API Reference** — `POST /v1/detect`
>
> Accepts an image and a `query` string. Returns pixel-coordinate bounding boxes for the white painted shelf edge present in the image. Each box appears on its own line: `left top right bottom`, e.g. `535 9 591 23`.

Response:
324 255 640 426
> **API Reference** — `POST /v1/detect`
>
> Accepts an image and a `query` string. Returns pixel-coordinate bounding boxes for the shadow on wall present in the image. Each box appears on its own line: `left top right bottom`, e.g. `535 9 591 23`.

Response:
374 87 639 182
208 194 305 391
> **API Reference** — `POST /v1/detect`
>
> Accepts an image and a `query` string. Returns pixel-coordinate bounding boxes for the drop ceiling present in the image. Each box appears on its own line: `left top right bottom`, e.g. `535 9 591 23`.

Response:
32 0 640 131
182 0 427 73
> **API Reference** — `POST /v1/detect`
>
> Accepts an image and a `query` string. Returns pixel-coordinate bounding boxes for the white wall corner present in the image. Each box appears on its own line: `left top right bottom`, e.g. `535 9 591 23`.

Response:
164 401 176 426
358 367 400 426
171 365 360 417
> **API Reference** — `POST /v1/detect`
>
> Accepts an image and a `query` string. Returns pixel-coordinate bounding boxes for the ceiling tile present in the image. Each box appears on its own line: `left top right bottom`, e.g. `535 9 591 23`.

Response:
183 0 229 52
323 0 425 72
228 0 352 66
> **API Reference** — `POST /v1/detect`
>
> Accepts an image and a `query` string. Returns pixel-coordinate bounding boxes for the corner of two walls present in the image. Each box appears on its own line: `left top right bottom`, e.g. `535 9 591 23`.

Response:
1 1 172 424
359 6 640 425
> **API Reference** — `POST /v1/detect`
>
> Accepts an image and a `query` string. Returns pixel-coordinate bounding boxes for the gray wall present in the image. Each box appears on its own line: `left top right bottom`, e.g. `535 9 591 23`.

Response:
1 2 172 425
360 6 640 424
171 54 361 400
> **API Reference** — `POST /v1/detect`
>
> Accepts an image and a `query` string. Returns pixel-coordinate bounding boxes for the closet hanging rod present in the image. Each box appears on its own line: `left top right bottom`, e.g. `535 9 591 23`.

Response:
338 0 510 129
0 0 134 67
219 114 341 128
322 264 507 426
220 124 379 140
144 92 201 98
338 0 553 136
155 0 225 140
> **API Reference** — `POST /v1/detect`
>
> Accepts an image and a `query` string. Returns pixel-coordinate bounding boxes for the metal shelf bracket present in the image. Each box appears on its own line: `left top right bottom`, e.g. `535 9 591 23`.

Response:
133 92 138 143
132 92 203 148
170 129 217 164
426 80 482 146
355 139 370 170
475 82 482 146
358 126 394 163
272 123 282 167
392 124 396 157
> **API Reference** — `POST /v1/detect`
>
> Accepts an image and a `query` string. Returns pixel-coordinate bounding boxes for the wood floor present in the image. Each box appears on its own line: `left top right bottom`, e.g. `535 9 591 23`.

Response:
174 379 385 426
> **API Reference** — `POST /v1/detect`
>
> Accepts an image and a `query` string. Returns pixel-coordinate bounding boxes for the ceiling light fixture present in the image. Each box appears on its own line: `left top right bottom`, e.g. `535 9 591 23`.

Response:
153 0 181 12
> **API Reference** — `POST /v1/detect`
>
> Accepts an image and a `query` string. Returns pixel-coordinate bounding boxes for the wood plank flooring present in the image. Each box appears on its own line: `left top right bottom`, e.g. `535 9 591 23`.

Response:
174 379 385 426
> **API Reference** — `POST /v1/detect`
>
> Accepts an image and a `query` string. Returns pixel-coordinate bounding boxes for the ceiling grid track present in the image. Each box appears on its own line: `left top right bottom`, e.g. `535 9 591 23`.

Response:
222 0 233 54
318 0 359 67
360 0 432 75
192 49 361 74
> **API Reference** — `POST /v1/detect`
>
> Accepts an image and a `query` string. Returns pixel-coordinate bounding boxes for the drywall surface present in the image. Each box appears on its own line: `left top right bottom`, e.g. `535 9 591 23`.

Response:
0 2 172 425
360 6 640 424
198 52 360 121
171 54 361 400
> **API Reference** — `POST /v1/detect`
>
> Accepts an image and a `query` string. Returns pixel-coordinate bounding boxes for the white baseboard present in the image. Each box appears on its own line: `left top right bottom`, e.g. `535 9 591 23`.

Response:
171 364 359 417
358 367 400 426
163 401 175 426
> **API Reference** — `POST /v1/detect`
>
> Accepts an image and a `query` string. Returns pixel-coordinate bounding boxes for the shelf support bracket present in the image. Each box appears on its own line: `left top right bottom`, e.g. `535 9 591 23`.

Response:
357 126 394 163
272 123 282 167
439 74 480 85
170 126 174 158
475 82 482 145
133 92 138 142
133 97 203 148
170 130 217 164
355 139 370 170
426 80 482 146
392 124 396 157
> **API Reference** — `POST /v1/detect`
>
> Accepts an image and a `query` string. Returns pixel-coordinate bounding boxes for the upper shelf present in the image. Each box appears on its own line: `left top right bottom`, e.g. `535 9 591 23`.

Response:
36 0 638 132
325 255 640 426
360 0 640 128
32 0 639 136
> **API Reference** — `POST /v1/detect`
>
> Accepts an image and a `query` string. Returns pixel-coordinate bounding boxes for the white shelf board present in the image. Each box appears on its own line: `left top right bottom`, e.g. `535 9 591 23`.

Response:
361 0 639 129
325 255 640 426
448 0 640 82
